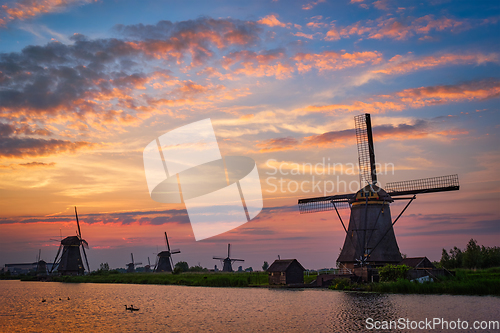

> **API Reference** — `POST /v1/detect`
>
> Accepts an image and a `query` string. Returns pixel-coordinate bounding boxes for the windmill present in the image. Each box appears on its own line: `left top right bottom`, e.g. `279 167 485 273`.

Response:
35 249 47 276
126 253 142 273
155 232 180 272
50 207 90 275
213 244 244 272
298 114 459 275
145 257 152 273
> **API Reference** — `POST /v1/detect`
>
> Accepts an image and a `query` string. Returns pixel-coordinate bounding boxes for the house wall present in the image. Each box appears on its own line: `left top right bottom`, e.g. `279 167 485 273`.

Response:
285 264 304 284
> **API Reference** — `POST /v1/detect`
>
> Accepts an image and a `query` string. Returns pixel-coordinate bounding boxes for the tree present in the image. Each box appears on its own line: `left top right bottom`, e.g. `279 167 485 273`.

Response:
464 239 482 269
440 248 451 269
174 261 189 272
262 261 269 271
99 262 109 271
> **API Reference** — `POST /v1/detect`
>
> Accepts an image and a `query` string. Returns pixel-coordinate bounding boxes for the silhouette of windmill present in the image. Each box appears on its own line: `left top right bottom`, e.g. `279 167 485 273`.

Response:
298 114 459 274
213 244 244 272
155 232 180 272
50 207 90 275
126 253 142 273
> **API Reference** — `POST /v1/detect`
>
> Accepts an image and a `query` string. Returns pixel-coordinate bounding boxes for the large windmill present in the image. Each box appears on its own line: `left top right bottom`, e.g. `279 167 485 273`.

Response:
298 114 459 275
155 232 181 272
126 253 142 273
50 207 90 275
213 244 244 272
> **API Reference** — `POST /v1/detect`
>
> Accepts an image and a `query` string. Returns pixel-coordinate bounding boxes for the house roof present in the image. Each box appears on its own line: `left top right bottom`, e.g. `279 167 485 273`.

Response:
399 257 435 269
267 259 305 272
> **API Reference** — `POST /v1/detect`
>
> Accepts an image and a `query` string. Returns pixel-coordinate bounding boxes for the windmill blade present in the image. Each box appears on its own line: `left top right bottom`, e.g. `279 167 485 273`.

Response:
231 259 244 262
171 249 181 254
75 207 82 238
135 262 142 266
213 256 225 260
298 193 354 214
80 239 89 249
81 243 91 273
131 253 134 264
386 174 459 196
165 232 171 252
148 257 151 266
227 244 231 258
355 114 377 186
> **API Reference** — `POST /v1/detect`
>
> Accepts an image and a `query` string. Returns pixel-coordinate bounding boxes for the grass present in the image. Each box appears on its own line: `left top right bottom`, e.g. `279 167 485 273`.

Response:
328 267 500 296
47 271 270 288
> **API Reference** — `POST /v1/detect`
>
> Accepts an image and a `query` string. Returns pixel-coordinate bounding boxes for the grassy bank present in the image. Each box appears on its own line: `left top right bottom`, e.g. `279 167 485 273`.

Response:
42 271 270 288
329 267 500 296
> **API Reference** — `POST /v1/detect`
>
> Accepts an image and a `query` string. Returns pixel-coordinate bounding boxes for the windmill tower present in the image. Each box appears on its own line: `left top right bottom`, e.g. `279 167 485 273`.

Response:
126 253 142 273
145 257 152 273
213 244 244 272
155 232 181 272
298 114 459 276
50 207 90 275
35 249 47 277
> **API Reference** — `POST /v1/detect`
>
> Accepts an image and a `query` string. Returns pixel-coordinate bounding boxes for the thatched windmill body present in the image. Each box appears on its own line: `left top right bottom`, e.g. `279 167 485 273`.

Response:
213 244 244 272
155 232 180 272
298 114 459 272
50 207 90 275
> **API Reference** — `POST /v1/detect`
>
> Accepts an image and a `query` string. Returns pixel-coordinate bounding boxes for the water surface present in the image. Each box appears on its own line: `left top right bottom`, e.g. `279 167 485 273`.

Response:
0 280 498 332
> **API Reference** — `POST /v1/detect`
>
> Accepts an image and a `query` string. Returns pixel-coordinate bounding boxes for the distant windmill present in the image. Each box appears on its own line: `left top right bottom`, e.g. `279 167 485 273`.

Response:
50 207 90 275
213 244 244 272
35 249 47 276
126 253 142 273
298 114 459 272
145 257 152 273
155 232 180 272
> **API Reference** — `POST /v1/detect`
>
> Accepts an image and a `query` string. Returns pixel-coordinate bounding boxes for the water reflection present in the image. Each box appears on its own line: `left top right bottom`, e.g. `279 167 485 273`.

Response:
0 281 498 332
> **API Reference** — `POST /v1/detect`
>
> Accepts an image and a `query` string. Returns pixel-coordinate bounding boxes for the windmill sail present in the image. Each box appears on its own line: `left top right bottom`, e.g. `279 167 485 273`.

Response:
355 114 377 186
298 193 353 214
386 174 459 196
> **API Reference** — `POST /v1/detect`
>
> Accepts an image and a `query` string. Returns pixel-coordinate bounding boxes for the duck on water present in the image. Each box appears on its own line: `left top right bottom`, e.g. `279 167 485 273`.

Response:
125 305 139 311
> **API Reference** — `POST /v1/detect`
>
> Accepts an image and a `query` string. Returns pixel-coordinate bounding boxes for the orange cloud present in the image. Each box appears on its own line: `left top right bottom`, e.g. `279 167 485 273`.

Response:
304 80 500 115
293 50 383 73
302 0 325 10
257 137 299 152
293 32 314 39
257 14 290 28
373 53 499 75
327 14 489 41
0 0 94 27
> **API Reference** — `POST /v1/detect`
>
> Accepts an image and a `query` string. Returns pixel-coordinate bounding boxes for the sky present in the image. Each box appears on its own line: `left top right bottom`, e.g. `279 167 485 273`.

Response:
0 0 499 271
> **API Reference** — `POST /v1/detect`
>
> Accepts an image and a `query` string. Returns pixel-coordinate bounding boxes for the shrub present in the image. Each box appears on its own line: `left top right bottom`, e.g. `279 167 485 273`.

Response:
379 264 410 282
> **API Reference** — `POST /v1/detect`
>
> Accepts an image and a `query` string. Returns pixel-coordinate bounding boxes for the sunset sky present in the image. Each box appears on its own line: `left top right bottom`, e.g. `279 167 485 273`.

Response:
0 0 499 271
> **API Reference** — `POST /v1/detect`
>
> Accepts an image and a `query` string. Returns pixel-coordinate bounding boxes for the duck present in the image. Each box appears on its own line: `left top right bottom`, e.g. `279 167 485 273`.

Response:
125 305 139 311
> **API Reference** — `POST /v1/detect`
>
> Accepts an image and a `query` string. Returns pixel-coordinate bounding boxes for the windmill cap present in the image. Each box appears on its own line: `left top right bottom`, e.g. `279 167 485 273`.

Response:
350 184 393 203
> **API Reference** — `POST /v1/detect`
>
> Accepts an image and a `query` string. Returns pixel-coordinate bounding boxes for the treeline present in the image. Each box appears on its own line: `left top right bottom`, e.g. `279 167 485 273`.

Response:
440 239 500 269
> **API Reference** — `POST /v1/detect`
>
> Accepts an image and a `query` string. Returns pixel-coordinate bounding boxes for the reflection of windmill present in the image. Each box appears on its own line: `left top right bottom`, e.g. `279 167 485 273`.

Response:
298 114 459 273
213 244 244 272
50 207 90 275
155 232 180 272
126 253 142 273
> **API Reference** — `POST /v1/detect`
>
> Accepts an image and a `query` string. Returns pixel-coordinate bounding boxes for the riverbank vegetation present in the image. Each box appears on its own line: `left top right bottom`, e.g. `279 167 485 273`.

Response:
329 267 500 296
45 271 269 287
